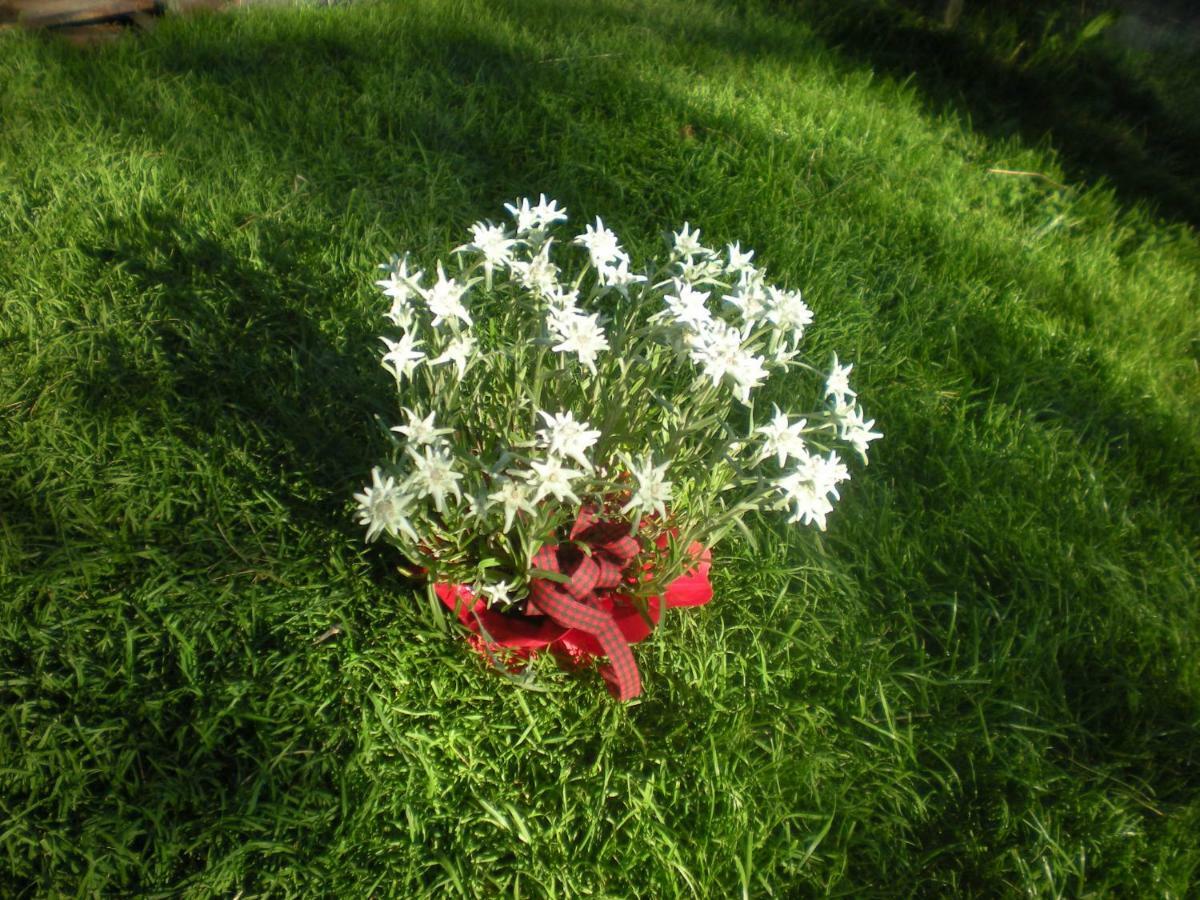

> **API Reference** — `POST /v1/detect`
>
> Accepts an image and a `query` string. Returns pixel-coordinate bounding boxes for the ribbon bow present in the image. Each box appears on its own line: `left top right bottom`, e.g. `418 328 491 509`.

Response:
528 506 643 699
434 508 712 700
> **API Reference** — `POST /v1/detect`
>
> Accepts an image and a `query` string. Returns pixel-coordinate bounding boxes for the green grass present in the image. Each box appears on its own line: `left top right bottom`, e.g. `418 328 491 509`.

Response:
1 0 1198 894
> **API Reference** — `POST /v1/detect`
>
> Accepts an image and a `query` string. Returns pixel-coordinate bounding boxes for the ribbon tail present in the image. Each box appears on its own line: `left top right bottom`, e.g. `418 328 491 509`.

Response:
531 590 641 700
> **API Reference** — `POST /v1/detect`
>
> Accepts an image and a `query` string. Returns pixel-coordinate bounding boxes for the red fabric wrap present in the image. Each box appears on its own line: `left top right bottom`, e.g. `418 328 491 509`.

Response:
435 506 712 700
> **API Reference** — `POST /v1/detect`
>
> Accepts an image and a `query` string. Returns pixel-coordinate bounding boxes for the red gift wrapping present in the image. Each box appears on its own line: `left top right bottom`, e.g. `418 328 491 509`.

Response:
434 509 712 700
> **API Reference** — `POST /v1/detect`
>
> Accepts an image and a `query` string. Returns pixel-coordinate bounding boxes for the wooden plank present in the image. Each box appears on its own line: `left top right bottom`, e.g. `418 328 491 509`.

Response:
55 21 124 44
10 0 157 28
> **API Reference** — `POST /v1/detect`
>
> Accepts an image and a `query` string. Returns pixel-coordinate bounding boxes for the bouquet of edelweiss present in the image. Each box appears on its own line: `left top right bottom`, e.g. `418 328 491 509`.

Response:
355 195 881 699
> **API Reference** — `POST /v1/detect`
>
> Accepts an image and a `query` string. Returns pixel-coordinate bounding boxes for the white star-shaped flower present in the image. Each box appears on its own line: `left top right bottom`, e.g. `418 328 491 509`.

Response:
380 332 425 382
726 242 755 274
834 400 882 463
525 457 584 505
505 194 567 235
375 257 424 330
354 467 420 543
729 351 768 404
755 406 809 467
407 445 465 514
478 579 520 608
548 309 609 374
529 194 568 230
536 410 602 470
511 239 561 297
455 221 518 275
722 276 769 325
765 286 813 344
429 333 477 380
487 477 538 532
597 258 646 294
663 281 714 330
574 216 629 270
620 452 672 520
422 262 472 329
825 354 856 403
672 222 709 260
390 408 453 447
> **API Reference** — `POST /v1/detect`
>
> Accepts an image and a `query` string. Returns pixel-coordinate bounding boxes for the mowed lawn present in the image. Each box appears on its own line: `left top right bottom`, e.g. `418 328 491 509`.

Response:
1 0 1198 895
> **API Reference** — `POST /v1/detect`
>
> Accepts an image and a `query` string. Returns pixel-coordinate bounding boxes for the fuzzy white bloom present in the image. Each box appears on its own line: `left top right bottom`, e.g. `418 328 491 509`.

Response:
672 222 711 261
723 276 770 325
391 408 453 447
478 579 519 608
512 239 561 297
456 222 518 274
505 194 567 235
430 333 477 380
575 216 629 270
755 406 809 467
423 262 473 329
775 451 850 530
530 194 568 230
548 308 609 374
620 453 672 520
408 445 465 514
354 467 419 543
597 258 647 294
536 409 601 470
376 257 424 330
547 285 580 312
380 332 425 382
726 242 755 275
487 477 537 532
765 286 813 344
825 354 856 403
731 351 768 403
525 457 584 505
664 281 714 330
833 399 882 463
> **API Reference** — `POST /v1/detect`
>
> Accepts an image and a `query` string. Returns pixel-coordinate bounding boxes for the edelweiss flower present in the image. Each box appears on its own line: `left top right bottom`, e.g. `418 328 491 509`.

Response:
530 194 568 230
729 350 768 404
455 222 518 275
664 281 714 330
597 258 646 294
620 452 672 520
511 239 561 297
672 222 710 261
391 408 453 447
487 477 537 532
755 405 808 467
825 354 856 403
423 262 472 329
430 333 477 379
574 216 629 270
354 467 419 543
505 194 567 235
408 445 465 514
774 451 850 530
833 399 882 463
478 579 519 608
548 309 609 374
726 242 755 275
525 457 584 505
536 409 601 470
765 286 813 344
380 332 425 382
375 256 424 330
723 276 769 325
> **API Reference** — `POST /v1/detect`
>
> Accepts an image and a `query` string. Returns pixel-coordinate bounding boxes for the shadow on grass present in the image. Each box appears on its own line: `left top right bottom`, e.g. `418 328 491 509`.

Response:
764 0 1200 227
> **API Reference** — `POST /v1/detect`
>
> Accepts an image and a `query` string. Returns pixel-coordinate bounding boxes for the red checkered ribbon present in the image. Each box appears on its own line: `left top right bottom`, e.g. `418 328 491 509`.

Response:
528 506 643 699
